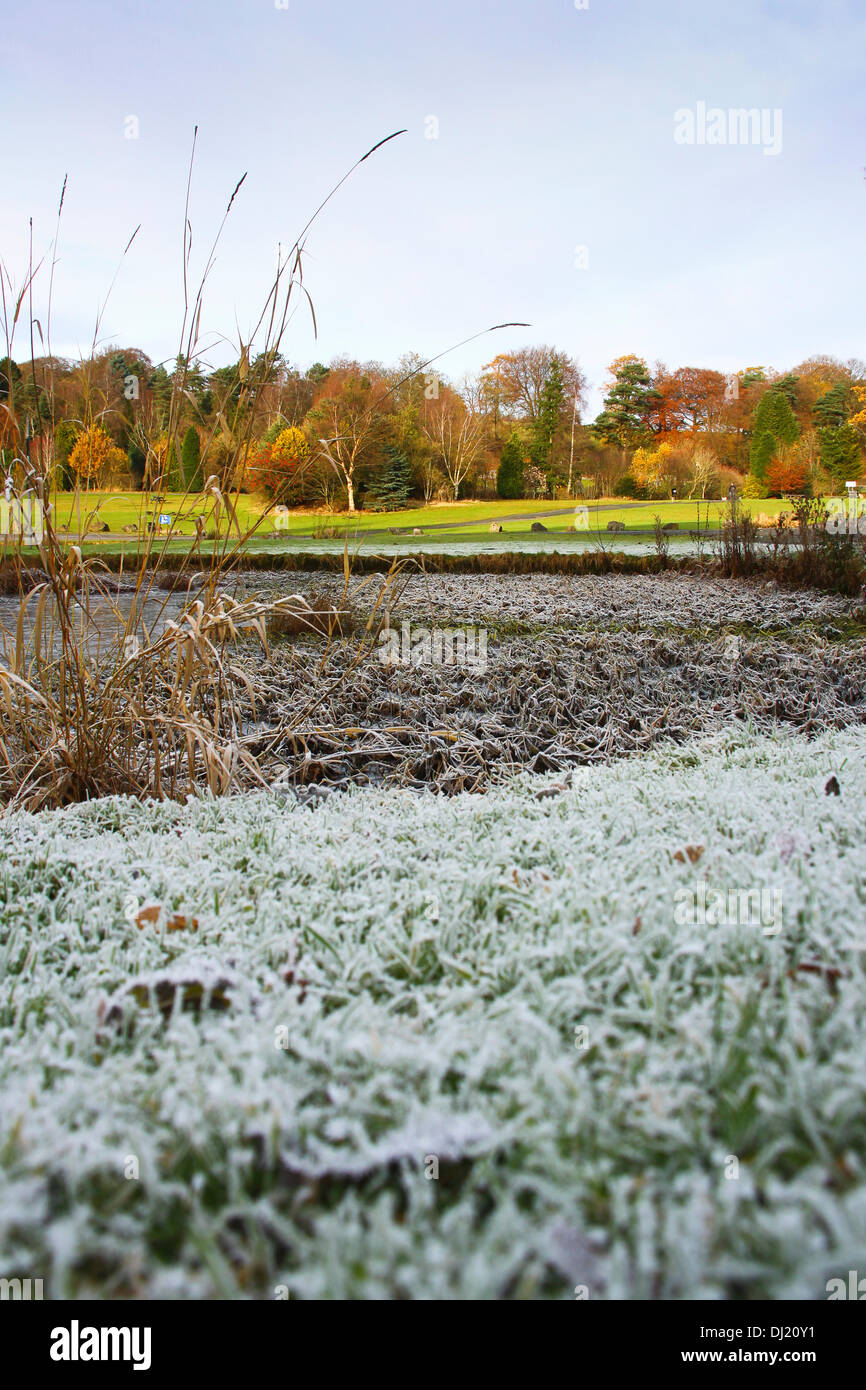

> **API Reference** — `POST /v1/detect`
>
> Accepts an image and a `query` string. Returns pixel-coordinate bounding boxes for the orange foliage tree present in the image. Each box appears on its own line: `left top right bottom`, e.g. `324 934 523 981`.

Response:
249 426 310 502
765 450 809 496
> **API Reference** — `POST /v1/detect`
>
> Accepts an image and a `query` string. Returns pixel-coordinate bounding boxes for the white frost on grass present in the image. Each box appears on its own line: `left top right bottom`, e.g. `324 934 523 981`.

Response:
241 568 862 631
1 723 865 1299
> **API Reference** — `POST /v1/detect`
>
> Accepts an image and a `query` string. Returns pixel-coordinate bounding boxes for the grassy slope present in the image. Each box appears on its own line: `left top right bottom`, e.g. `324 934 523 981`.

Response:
1 723 864 1299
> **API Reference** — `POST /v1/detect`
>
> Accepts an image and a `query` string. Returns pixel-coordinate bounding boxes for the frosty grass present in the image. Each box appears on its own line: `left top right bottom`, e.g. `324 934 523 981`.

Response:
1 722 865 1299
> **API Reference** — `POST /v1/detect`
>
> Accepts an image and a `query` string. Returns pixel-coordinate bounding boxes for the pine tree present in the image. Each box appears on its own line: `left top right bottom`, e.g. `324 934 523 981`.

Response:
496 431 525 499
813 383 850 430
365 445 413 511
593 357 661 450
817 423 861 480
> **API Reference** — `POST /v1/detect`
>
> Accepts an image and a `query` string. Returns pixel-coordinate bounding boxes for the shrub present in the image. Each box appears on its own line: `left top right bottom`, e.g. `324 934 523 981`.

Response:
742 474 769 499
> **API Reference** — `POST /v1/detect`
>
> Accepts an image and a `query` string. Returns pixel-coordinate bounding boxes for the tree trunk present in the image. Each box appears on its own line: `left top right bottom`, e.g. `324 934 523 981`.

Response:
347 476 355 512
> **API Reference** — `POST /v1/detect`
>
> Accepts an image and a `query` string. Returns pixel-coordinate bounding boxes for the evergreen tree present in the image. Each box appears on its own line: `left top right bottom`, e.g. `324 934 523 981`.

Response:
181 426 203 490
365 445 413 511
128 444 146 490
497 431 525 498
593 357 661 450
749 389 799 481
772 373 800 408
532 354 566 470
817 423 861 480
54 420 78 490
813 382 850 430
147 365 173 431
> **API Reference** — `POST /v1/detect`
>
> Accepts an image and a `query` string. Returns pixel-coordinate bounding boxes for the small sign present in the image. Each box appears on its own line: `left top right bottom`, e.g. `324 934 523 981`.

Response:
158 514 172 525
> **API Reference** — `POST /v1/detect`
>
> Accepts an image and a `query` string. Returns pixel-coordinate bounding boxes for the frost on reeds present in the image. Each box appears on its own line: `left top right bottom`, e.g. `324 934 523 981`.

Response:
0 131 429 809
0 131 531 809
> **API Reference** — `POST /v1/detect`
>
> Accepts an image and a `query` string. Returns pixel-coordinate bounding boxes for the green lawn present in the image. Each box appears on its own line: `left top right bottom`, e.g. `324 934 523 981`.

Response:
40 491 792 546
50 490 267 536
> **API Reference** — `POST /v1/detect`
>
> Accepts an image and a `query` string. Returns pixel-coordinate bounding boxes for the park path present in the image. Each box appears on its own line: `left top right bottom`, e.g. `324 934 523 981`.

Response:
294 501 647 537
72 501 676 542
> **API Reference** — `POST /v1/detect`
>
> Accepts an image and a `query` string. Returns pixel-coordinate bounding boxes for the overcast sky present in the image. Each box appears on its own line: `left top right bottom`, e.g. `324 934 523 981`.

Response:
2 0 863 414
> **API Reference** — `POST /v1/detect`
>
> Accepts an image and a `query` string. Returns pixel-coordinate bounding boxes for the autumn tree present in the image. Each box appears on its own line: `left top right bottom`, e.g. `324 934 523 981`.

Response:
306 366 389 511
421 388 486 501
68 424 127 486
669 366 727 434
249 425 310 502
481 346 586 426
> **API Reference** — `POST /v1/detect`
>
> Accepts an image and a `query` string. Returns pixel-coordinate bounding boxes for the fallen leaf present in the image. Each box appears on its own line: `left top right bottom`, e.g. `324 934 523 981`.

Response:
135 903 199 932
674 844 704 865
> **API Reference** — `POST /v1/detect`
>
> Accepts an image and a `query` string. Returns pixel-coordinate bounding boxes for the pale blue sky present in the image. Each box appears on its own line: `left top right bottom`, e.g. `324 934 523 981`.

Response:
1 0 863 414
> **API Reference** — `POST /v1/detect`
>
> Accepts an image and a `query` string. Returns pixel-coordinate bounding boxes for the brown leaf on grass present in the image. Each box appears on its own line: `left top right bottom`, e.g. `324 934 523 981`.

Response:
135 903 199 932
673 844 704 865
794 960 845 995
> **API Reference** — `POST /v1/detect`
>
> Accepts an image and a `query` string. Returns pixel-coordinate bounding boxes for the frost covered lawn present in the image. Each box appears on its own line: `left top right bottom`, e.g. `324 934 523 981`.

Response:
1 724 865 1299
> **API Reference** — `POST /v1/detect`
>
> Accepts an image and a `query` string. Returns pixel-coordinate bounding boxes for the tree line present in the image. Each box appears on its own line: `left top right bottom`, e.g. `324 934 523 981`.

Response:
1 345 863 508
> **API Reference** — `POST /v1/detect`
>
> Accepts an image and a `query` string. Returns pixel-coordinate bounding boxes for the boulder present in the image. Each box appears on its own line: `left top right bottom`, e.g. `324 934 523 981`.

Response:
531 521 548 532
607 519 626 532
662 521 678 531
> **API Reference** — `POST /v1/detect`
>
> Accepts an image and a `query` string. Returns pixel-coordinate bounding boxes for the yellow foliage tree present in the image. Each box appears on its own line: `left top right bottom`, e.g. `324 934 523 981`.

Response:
68 425 127 486
850 384 866 428
632 440 677 492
